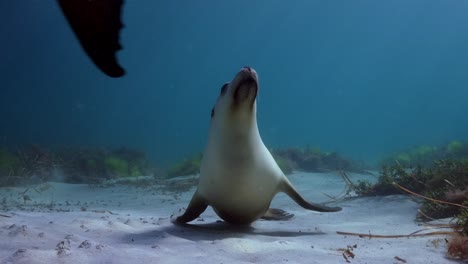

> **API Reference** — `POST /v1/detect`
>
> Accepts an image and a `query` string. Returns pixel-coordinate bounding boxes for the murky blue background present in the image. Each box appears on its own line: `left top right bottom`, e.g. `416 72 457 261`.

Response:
1 0 468 166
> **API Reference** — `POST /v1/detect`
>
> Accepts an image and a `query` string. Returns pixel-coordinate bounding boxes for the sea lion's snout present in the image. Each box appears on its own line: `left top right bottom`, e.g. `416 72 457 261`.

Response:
242 66 253 73
211 67 258 119
238 66 258 83
232 67 258 105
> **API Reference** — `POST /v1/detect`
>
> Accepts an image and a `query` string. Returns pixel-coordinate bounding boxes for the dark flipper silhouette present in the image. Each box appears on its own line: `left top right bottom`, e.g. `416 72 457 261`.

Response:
261 208 294 221
57 0 125 77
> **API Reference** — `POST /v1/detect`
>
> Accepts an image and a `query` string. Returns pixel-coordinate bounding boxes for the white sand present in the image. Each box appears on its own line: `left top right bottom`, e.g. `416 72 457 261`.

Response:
0 172 456 264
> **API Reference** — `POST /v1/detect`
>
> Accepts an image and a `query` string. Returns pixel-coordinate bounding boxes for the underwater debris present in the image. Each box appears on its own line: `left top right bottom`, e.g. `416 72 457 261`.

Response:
12 248 27 258
78 240 92 249
18 188 33 204
56 239 71 256
342 252 350 263
338 171 374 197
91 209 118 215
34 182 54 193
394 256 407 263
393 182 468 210
337 244 357 263
352 163 427 197
447 235 468 260
336 229 457 238
340 177 468 261
346 157 468 221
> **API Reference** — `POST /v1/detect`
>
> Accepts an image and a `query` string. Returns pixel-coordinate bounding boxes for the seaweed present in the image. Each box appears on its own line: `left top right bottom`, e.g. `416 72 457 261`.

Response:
447 235 468 260
61 147 152 183
352 179 373 196
0 148 20 175
270 146 368 173
391 181 468 260
104 156 129 176
167 153 202 178
457 201 468 236
0 145 156 186
382 140 468 168
349 156 468 221
165 146 367 178
447 140 465 156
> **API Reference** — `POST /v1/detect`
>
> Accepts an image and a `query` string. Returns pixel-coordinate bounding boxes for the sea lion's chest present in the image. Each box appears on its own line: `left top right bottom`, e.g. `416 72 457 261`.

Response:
198 132 279 210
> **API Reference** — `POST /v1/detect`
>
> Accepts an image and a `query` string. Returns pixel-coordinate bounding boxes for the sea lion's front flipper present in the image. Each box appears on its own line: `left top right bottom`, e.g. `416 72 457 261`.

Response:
280 179 342 212
175 190 208 223
57 0 125 77
261 208 294 221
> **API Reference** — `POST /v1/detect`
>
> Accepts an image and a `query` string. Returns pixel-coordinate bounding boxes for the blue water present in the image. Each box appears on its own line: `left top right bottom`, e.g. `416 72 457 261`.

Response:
1 0 468 166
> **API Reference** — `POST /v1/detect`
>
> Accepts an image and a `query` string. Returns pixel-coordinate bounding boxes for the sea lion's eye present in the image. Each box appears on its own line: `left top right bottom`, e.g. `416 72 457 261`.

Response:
220 83 228 96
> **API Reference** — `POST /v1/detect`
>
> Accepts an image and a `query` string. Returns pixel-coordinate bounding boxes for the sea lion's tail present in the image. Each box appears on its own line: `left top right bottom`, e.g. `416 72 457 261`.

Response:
280 179 342 212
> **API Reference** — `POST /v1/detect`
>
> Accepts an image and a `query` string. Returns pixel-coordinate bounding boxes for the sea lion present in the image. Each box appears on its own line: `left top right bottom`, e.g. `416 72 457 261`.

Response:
175 67 341 225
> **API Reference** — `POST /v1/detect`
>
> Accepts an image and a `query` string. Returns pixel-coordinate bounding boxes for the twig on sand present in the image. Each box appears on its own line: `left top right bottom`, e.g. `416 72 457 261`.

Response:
336 230 457 238
342 252 350 263
321 192 343 203
337 244 356 263
0 214 12 218
421 222 460 229
322 171 355 203
91 210 118 215
392 182 468 209
339 171 355 188
394 256 407 263
417 209 438 221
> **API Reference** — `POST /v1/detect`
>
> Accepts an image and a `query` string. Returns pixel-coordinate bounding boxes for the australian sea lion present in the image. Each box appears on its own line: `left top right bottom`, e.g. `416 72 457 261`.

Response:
175 67 341 225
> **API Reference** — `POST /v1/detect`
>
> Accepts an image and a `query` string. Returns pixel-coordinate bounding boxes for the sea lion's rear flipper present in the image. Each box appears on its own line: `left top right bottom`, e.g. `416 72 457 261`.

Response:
280 179 342 212
57 0 125 77
174 190 208 224
261 208 294 221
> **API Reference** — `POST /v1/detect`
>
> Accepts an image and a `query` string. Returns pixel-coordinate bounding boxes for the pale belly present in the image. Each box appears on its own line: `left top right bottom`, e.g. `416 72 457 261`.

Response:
198 168 278 217
197 131 283 223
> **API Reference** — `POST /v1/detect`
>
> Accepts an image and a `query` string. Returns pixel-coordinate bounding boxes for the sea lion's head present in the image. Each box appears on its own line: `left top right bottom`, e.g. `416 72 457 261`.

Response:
210 67 259 131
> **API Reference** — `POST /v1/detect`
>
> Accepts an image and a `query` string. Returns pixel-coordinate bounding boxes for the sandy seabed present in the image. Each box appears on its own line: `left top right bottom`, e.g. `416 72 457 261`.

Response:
0 172 457 264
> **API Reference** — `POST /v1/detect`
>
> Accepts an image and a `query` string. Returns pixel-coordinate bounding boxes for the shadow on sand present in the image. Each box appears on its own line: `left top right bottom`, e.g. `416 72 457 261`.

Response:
121 220 327 244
